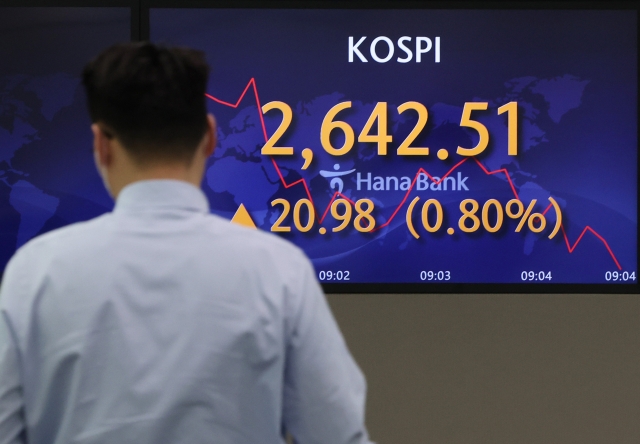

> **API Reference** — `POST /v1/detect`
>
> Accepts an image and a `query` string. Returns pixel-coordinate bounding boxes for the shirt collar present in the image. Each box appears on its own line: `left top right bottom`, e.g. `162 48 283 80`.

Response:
114 179 210 214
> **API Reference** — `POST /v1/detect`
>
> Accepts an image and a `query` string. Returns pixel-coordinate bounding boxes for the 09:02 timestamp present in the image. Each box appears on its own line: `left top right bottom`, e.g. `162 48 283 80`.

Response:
318 270 350 281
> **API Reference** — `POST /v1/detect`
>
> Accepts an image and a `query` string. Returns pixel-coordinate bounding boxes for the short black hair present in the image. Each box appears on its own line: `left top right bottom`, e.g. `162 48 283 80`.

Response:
82 42 210 164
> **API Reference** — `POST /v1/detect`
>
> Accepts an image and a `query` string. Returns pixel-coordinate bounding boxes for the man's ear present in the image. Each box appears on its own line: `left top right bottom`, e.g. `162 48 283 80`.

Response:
91 123 113 168
204 114 216 157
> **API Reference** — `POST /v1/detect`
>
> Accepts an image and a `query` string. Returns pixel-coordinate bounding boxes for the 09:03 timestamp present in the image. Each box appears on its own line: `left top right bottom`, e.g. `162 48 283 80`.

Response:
318 270 350 281
420 271 451 281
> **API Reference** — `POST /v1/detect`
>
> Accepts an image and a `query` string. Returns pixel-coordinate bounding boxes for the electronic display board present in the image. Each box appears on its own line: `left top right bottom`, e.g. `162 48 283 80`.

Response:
149 6 638 292
0 5 131 278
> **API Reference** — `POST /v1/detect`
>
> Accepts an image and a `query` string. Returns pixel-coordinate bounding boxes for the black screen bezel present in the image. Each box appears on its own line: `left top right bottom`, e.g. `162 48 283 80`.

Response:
0 0 139 40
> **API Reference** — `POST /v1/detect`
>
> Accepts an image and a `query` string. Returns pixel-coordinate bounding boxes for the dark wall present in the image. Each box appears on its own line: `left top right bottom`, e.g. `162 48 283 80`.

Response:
328 293 640 443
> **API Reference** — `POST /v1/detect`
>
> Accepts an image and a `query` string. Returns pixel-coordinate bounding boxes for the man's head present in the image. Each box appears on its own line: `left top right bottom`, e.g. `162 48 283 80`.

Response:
82 42 215 196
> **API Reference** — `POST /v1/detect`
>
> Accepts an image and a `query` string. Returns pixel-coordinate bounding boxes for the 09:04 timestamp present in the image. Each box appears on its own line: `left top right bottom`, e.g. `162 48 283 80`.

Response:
605 271 636 282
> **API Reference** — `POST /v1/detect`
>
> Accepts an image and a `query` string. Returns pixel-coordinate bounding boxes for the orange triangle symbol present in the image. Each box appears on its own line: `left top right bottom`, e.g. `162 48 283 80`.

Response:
230 204 257 229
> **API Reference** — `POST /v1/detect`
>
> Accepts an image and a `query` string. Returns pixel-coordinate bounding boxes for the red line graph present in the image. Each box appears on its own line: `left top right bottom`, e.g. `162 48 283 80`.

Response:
206 78 622 270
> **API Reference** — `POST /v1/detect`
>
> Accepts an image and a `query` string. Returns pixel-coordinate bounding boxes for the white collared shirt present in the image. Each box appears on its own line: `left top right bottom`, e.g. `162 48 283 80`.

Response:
0 180 370 444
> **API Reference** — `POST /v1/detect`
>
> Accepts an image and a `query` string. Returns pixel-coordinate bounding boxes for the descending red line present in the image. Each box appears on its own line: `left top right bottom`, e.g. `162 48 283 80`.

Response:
561 225 622 270
473 157 520 199
206 78 623 269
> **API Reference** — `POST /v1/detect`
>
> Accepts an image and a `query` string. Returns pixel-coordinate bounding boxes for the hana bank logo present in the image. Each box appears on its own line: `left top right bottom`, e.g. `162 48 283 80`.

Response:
319 164 356 193
319 164 470 193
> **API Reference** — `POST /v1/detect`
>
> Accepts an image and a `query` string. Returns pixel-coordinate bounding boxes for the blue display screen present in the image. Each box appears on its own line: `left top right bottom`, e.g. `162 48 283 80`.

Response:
0 7 130 275
150 8 638 287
